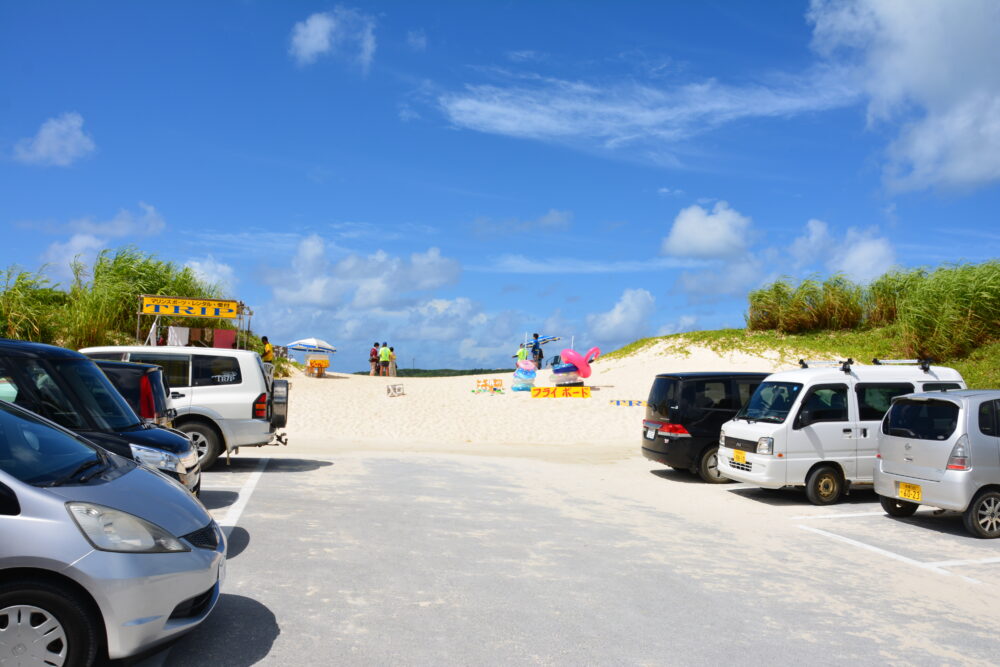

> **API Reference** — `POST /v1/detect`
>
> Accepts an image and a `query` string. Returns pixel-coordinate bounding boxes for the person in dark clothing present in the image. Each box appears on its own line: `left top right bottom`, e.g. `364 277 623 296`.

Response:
531 333 543 369
369 342 380 376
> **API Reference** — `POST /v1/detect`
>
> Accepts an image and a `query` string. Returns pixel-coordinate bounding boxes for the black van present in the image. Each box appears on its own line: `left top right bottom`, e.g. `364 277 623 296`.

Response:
642 372 769 483
0 339 200 493
95 359 176 428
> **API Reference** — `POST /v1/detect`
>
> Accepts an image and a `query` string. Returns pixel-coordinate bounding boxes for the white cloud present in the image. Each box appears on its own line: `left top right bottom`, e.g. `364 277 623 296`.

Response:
586 288 655 343
289 7 376 72
657 187 684 196
479 255 703 274
472 208 572 237
657 315 698 336
185 255 237 292
272 235 461 309
406 29 427 52
662 201 751 259
825 227 896 281
439 67 856 150
67 202 165 237
789 218 832 268
14 112 95 167
42 234 104 281
808 0 1000 190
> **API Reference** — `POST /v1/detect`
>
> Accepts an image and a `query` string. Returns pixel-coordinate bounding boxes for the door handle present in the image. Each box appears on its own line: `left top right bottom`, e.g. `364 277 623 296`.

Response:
862 428 868 438
842 428 852 434
171 392 186 399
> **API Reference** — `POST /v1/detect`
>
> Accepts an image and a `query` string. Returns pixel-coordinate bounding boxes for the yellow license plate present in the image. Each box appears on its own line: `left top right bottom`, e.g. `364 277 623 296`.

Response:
733 450 747 464
898 482 922 502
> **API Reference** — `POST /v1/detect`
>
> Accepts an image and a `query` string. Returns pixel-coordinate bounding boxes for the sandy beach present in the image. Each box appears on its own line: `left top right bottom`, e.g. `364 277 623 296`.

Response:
283 342 797 462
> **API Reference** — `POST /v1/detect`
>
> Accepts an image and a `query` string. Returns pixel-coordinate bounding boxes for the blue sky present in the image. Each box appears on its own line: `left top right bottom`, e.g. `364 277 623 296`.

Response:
2 1 999 371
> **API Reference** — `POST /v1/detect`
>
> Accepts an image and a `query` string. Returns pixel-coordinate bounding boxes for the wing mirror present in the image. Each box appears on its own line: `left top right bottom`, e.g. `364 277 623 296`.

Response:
795 408 813 429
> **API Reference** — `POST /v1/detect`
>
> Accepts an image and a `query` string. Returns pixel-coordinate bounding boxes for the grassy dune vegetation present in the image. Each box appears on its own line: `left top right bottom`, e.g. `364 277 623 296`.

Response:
608 261 1000 389
1 246 292 377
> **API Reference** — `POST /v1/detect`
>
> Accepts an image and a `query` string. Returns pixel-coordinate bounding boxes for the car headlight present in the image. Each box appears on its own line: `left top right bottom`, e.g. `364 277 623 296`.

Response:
756 437 774 455
130 443 184 472
719 432 726 446
67 503 189 553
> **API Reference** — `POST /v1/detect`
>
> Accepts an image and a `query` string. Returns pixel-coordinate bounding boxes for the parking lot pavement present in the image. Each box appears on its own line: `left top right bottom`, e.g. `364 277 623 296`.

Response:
132 453 1000 666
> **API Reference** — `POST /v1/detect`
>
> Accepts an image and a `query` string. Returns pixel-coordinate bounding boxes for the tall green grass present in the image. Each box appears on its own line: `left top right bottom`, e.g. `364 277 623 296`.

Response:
746 261 1000 361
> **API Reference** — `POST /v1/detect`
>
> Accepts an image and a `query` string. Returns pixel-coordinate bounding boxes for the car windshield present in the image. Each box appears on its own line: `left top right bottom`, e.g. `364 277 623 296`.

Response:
883 399 960 440
736 381 803 423
0 401 104 486
51 359 142 431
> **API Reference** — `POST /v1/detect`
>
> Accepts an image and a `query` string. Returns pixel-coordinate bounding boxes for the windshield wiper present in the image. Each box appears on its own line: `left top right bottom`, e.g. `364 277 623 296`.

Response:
46 456 105 487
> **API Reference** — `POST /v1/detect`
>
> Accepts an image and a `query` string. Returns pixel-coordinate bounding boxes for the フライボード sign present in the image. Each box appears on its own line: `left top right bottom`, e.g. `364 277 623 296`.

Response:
141 296 240 319
531 386 592 398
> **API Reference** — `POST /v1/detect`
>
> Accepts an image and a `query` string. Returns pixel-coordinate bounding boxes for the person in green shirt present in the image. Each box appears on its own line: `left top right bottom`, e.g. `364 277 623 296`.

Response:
515 343 528 367
379 341 391 376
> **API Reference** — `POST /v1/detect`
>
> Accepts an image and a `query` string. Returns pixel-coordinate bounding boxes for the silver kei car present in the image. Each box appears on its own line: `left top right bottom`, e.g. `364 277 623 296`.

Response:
874 390 1000 538
0 400 225 666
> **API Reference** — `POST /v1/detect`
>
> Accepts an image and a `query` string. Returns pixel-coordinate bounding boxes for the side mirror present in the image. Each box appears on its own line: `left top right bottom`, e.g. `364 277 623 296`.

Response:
795 409 813 429
0 482 20 516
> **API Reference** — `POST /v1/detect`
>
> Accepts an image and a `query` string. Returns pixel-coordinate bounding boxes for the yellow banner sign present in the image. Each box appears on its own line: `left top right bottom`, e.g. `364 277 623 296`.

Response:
141 296 240 319
531 386 592 398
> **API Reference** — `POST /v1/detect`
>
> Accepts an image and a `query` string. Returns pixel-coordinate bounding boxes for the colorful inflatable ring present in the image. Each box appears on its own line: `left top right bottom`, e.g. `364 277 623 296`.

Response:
552 363 577 374
516 360 537 371
560 347 601 379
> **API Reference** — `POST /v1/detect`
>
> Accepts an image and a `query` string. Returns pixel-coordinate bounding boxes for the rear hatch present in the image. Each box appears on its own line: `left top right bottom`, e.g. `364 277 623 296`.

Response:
645 376 678 423
880 397 961 482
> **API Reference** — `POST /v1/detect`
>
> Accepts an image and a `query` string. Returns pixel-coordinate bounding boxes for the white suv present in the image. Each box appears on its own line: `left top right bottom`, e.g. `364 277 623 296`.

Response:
80 346 288 468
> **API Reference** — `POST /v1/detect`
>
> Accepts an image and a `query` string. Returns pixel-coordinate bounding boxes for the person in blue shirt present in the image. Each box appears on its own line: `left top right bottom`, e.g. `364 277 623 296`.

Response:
531 333 543 369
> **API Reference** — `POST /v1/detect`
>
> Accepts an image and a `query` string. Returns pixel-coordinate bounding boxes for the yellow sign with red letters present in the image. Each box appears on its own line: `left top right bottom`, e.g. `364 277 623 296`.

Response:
141 295 240 319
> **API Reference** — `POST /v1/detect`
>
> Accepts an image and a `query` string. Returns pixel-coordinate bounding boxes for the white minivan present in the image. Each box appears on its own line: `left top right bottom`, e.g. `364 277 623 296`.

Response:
717 359 965 505
80 346 288 469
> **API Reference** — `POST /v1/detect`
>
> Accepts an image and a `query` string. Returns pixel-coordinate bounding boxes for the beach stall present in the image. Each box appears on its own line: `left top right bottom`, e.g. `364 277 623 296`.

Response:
287 337 337 377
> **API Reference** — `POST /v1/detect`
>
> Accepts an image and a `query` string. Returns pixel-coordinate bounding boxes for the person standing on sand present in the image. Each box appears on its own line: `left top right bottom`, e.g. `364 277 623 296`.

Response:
261 336 274 362
369 342 380 376
531 333 543 369
389 347 397 377
379 342 391 376
515 344 528 367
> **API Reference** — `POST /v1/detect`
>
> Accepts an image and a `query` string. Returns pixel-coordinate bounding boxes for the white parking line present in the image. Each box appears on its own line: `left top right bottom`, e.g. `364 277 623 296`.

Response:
925 556 1000 568
797 524 981 584
219 457 269 535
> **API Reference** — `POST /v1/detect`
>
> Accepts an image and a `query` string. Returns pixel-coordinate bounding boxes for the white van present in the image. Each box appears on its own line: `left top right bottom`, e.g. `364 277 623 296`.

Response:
717 359 965 505
80 346 288 469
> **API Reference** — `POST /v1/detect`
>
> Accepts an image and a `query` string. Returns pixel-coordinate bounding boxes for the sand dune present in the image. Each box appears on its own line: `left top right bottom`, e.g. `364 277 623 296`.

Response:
282 341 797 462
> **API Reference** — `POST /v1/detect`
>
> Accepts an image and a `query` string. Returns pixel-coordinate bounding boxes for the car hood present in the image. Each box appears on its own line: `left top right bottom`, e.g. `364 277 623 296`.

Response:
721 418 783 442
47 464 211 537
115 423 194 455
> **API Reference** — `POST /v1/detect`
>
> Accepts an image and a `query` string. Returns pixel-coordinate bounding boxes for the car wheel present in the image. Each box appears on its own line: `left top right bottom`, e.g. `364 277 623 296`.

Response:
805 465 842 505
963 490 1000 539
0 578 99 667
880 495 919 517
178 422 222 470
697 446 731 484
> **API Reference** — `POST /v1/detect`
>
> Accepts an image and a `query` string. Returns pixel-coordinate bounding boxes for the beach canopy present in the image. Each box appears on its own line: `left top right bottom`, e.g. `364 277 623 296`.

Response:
286 337 337 354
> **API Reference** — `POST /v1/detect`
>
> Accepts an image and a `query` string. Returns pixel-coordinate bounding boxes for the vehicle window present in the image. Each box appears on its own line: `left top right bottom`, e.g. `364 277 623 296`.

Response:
681 380 728 410
922 382 963 392
192 355 242 387
883 399 959 440
647 378 677 416
19 360 89 430
737 382 803 423
799 385 849 423
86 352 126 361
735 381 761 408
130 353 190 388
0 401 100 485
856 383 914 421
979 401 997 437
52 360 140 431
0 372 18 404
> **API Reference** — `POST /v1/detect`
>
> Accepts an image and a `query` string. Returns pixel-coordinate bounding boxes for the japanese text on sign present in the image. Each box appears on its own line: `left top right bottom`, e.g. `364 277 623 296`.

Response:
476 379 504 390
531 386 592 398
141 295 240 319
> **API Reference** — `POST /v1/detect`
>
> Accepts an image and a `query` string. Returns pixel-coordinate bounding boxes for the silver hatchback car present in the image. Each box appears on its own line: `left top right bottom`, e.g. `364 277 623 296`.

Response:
0 400 225 665
874 390 1000 538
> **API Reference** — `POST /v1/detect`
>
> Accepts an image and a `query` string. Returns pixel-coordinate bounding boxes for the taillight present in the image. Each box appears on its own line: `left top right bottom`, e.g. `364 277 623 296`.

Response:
253 393 268 419
643 420 689 436
139 375 156 420
946 434 971 471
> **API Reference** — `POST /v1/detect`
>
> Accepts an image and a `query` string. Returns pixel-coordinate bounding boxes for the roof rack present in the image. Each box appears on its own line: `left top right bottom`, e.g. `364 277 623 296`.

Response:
871 358 934 373
798 358 854 374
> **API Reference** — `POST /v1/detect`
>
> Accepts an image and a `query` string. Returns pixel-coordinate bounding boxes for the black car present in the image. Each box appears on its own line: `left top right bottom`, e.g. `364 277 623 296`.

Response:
95 359 176 428
642 372 769 483
0 339 200 494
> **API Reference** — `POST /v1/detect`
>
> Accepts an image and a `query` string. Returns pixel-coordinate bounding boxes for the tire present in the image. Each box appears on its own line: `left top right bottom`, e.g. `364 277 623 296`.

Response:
697 446 731 484
0 578 100 667
880 495 919 517
178 422 222 470
963 490 1000 539
805 465 843 505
